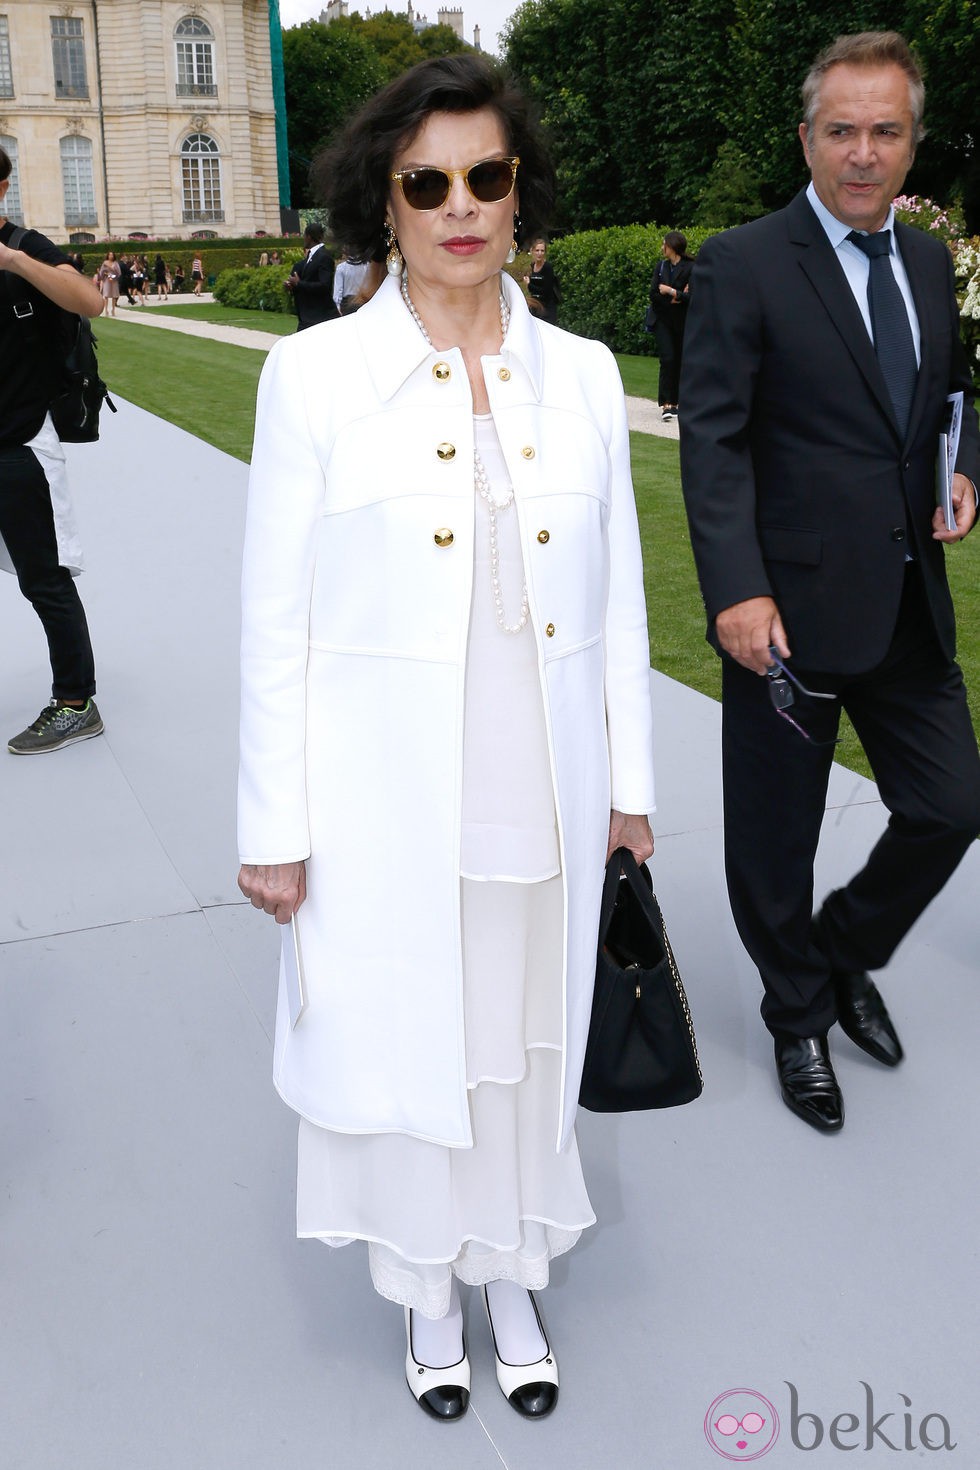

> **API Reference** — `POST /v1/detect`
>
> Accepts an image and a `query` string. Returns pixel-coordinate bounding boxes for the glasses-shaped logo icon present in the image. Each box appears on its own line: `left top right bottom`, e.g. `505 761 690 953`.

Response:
389 156 520 211
715 1413 767 1437
705 1389 780 1461
766 646 840 746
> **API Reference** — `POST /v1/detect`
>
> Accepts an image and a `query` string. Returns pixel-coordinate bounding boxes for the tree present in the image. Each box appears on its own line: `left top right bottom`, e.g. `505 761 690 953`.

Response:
282 21 385 207
346 10 468 80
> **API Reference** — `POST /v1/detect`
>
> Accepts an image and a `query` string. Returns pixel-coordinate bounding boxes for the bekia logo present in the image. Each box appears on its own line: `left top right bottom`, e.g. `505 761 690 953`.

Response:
704 1388 779 1461
704 1382 956 1458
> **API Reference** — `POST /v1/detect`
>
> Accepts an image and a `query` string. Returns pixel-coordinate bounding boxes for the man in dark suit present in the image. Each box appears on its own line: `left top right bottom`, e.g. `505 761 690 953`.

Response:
286 222 339 331
679 31 980 1132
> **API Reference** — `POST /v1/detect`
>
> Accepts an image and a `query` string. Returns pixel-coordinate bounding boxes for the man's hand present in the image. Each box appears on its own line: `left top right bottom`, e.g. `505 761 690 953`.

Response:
932 473 977 543
607 810 654 864
715 596 790 675
238 861 307 924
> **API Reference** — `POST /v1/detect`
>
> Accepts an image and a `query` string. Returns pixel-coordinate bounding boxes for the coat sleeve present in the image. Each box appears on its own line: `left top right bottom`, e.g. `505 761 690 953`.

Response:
678 229 775 624
238 338 325 864
596 343 657 817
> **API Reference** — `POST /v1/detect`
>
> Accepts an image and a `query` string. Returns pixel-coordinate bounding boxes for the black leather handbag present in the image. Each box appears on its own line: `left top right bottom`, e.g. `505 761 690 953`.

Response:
579 848 703 1112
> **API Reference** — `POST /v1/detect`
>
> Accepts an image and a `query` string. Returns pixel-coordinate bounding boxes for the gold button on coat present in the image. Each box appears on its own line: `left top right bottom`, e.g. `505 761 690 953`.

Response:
434 528 454 547
537 529 550 544
433 362 451 381
436 443 456 461
497 367 511 381
521 446 535 460
545 623 556 637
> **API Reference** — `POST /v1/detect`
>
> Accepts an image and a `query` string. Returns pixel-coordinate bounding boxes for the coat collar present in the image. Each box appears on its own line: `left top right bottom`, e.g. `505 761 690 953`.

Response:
354 270 545 403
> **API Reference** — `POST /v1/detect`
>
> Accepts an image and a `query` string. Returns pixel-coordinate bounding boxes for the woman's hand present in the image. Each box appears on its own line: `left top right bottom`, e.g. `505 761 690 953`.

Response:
238 861 307 924
607 810 654 864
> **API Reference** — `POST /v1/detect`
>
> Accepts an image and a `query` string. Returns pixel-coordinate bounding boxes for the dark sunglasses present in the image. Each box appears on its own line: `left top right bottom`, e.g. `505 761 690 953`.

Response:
766 647 840 746
389 156 520 211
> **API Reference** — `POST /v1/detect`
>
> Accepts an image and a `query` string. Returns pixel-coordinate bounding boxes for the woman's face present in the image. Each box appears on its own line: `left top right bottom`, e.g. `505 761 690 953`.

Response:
663 240 679 263
387 107 517 296
532 241 546 267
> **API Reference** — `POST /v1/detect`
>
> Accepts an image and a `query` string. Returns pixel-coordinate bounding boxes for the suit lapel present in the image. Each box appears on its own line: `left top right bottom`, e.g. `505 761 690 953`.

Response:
786 191 901 442
894 221 934 449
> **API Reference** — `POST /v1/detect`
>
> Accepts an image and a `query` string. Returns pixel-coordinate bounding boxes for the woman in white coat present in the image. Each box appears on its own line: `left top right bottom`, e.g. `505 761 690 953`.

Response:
238 55 655 1422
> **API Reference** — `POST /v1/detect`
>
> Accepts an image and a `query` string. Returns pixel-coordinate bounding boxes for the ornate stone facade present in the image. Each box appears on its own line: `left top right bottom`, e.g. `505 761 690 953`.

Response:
0 0 281 242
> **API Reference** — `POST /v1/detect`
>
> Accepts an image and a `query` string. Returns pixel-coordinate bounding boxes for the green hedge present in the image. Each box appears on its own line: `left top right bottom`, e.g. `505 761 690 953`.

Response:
548 223 722 355
78 240 303 282
213 263 305 314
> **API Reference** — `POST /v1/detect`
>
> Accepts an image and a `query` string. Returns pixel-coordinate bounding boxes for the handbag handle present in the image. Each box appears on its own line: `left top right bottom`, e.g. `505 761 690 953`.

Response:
599 847 654 936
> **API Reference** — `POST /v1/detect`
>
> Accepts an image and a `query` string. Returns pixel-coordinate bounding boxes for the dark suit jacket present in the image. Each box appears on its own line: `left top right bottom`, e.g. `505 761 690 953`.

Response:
293 245 340 330
679 188 979 674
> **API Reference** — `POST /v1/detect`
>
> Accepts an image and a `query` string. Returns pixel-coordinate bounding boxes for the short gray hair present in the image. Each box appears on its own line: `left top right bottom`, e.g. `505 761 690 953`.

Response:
801 31 926 145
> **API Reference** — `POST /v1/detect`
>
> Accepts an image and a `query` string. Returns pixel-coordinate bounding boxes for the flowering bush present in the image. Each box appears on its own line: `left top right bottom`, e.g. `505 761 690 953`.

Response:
892 194 964 244
952 236 980 369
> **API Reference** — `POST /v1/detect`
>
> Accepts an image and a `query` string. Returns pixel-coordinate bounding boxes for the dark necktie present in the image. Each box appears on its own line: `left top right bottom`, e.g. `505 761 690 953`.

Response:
846 229 917 435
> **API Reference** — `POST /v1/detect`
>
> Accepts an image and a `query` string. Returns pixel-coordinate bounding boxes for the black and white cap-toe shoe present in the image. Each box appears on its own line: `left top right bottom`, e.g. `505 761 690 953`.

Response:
483 1287 559 1418
404 1308 471 1421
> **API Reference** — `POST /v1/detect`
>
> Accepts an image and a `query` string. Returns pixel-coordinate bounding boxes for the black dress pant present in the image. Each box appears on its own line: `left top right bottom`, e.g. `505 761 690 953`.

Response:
722 566 980 1037
653 312 686 405
0 444 96 701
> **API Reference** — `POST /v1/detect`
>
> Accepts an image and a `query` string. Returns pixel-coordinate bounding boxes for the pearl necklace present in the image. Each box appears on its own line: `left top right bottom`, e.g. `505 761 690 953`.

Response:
401 273 530 635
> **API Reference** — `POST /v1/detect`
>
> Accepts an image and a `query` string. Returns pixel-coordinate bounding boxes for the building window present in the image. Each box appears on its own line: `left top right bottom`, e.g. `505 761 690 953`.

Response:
175 16 216 97
51 15 88 99
0 134 22 221
0 17 14 98
181 133 223 223
60 135 97 226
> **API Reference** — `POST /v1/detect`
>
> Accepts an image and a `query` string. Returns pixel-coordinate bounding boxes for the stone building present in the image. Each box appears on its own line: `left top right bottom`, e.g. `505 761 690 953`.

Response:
319 1 479 48
0 0 286 244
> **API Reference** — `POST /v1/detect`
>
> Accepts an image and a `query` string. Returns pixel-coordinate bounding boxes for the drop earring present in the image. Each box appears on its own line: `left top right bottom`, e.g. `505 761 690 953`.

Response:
506 212 521 265
385 221 403 276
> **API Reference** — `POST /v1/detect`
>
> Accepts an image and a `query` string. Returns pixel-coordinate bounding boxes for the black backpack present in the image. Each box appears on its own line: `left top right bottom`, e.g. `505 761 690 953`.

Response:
3 226 116 443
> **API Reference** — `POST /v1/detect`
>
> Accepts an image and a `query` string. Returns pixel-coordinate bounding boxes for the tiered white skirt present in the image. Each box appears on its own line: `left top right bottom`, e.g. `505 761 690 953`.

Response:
296 875 597 1319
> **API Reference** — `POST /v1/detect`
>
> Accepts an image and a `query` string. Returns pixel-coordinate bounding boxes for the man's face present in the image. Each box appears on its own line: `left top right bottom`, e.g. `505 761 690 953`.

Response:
799 62 915 233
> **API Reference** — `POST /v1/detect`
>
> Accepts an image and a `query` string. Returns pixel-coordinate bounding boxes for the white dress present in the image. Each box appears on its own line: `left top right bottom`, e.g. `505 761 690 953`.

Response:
296 414 596 1318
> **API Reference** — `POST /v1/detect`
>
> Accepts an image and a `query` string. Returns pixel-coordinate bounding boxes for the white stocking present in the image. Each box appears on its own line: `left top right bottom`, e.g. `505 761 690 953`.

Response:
485 1279 548 1364
408 1278 464 1369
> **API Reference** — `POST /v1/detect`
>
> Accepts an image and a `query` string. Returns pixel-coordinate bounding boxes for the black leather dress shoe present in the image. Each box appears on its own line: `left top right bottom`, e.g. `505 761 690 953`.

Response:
835 970 903 1067
774 1033 844 1132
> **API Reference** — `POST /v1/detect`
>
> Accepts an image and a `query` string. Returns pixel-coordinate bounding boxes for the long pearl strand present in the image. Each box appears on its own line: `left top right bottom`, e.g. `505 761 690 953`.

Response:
401 273 530 635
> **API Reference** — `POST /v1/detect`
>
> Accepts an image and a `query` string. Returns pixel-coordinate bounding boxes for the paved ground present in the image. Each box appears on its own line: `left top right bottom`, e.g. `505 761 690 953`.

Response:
1 396 977 1468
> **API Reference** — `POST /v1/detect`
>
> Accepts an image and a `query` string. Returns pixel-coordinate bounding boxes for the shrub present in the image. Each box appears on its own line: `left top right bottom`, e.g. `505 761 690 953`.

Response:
213 263 303 313
549 223 723 355
953 236 980 377
893 194 965 246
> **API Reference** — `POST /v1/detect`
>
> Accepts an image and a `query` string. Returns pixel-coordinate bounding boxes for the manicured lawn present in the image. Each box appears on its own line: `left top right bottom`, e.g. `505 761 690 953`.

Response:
615 353 659 401
95 316 265 462
148 301 296 335
92 320 980 784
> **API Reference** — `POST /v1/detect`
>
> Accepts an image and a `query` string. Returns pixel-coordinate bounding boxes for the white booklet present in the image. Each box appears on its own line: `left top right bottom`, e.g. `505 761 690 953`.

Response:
937 391 964 532
282 913 307 1028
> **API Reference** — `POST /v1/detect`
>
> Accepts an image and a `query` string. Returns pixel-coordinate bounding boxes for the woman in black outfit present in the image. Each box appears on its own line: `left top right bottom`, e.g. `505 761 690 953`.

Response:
648 231 693 421
523 237 560 325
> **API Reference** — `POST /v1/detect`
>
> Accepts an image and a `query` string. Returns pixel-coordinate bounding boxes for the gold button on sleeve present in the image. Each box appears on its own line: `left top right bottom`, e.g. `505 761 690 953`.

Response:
436 442 456 461
497 366 511 381
545 622 556 637
434 528 454 547
521 446 535 460
537 529 550 544
433 362 451 382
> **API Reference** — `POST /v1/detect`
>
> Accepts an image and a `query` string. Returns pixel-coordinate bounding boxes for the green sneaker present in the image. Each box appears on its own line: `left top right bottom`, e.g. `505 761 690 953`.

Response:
8 698 104 755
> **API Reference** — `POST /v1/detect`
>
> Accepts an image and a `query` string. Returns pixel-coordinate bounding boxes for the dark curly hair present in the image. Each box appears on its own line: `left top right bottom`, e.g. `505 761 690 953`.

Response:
312 54 555 263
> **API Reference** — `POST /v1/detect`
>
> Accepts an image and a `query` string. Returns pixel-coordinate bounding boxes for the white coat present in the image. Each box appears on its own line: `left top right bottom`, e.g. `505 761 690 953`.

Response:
239 272 656 1154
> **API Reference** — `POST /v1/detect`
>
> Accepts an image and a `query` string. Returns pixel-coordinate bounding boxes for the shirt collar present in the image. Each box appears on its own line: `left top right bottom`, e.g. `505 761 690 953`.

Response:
355 270 545 403
806 180 897 253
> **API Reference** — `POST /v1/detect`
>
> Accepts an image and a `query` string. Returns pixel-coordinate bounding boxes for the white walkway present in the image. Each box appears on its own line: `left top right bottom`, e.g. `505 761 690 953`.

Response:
1 399 977 1468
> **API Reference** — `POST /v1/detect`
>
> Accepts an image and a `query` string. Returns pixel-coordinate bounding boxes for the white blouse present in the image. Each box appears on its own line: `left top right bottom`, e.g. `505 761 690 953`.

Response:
459 414 560 883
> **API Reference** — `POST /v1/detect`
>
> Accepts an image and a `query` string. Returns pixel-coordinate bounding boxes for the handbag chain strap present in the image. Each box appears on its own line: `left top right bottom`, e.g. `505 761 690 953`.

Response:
659 917 703 1086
